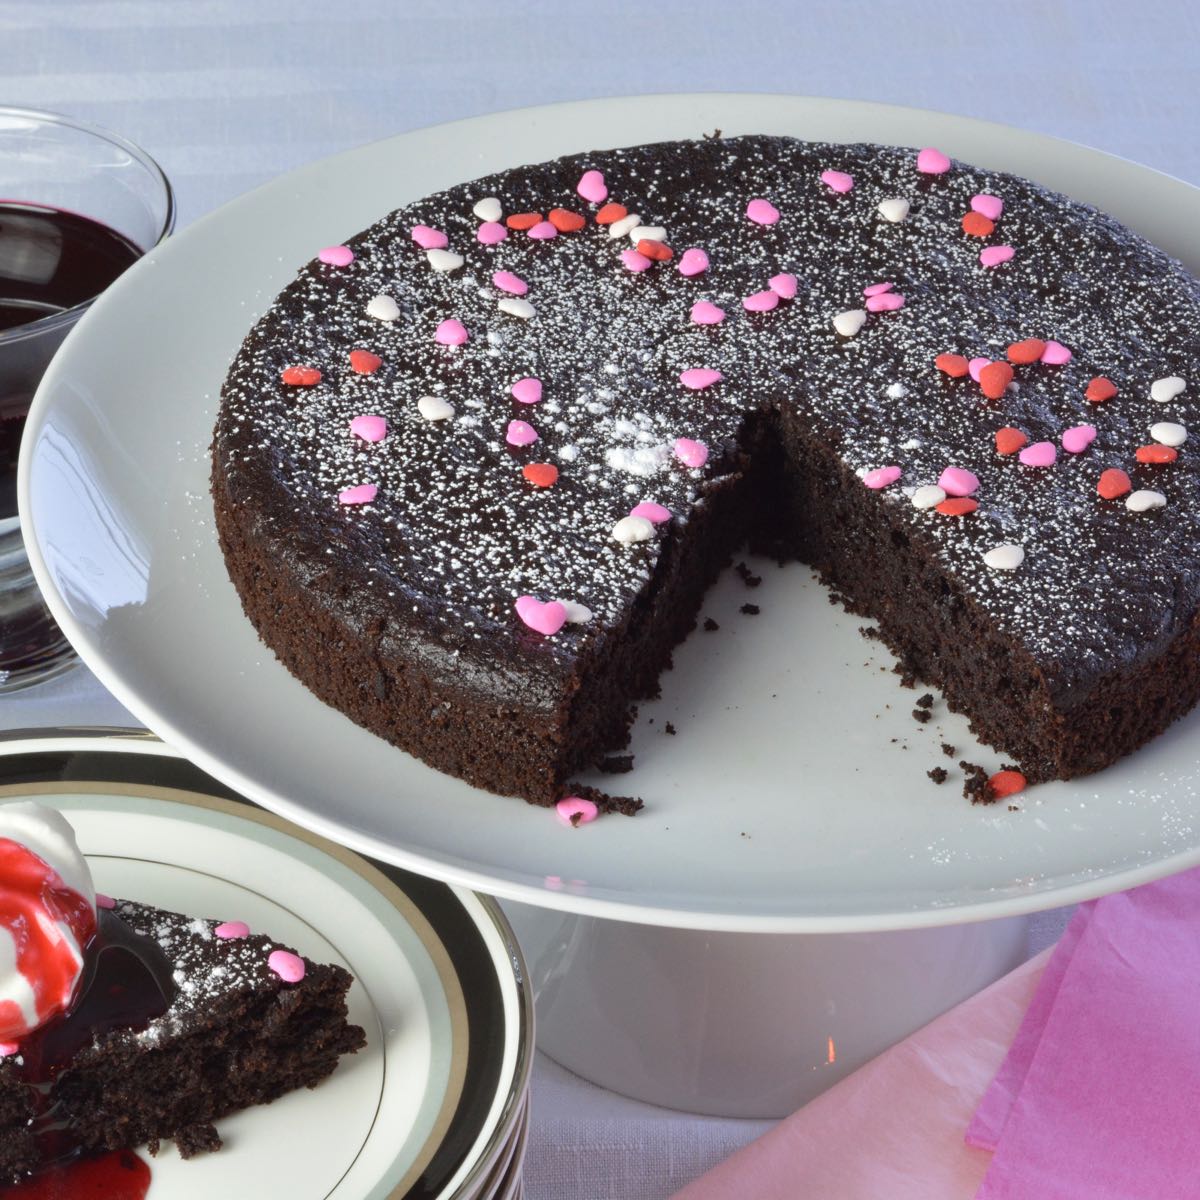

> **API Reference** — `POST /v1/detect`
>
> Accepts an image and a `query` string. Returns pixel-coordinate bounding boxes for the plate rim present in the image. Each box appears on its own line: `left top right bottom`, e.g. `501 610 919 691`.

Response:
0 731 534 1199
18 93 1200 932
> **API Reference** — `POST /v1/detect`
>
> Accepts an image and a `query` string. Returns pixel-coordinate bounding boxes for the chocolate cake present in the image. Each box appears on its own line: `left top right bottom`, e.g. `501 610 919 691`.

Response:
0 897 364 1183
212 134 1200 808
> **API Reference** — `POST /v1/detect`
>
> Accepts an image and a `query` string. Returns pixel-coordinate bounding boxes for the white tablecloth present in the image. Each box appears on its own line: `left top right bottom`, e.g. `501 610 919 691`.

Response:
2 3 1194 1194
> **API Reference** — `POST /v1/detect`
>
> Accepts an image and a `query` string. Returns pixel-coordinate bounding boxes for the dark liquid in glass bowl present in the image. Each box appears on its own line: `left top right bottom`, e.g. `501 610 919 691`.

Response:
0 202 141 518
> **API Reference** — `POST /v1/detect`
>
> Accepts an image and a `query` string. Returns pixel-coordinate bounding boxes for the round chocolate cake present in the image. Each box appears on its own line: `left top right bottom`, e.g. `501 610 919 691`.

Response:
212 134 1200 810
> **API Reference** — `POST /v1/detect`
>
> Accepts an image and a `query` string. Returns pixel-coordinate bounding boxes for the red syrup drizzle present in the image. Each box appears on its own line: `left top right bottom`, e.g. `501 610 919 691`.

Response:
3 909 177 1188
0 839 96 1041
0 1151 150 1200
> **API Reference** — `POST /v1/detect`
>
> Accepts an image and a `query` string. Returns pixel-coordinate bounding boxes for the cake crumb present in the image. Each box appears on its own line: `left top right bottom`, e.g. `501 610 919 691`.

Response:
927 766 948 784
735 561 763 588
941 742 957 758
912 708 932 724
916 693 934 709
703 617 720 632
740 603 760 615
664 721 676 736
598 754 634 774
565 782 643 816
959 760 991 804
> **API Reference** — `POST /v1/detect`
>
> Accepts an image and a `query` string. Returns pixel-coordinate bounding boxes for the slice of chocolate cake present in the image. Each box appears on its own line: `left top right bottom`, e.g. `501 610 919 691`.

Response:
0 805 364 1185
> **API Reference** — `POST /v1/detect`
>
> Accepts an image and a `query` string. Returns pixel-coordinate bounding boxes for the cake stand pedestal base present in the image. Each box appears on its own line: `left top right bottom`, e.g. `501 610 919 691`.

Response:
501 902 1030 1119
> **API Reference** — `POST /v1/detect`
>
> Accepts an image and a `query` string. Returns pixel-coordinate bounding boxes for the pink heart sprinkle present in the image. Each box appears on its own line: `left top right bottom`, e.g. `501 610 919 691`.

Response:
674 438 709 468
492 270 528 295
339 483 378 505
768 272 797 299
556 796 599 826
1019 441 1057 467
268 949 306 983
215 920 249 940
511 377 542 404
863 466 902 489
318 245 354 266
917 147 951 175
980 245 1015 268
820 169 854 193
679 368 723 390
678 248 709 277
690 300 726 325
516 595 567 636
863 281 894 297
577 169 607 204
350 414 387 442
971 193 1004 221
477 221 507 244
96 893 115 910
1062 424 1097 454
968 357 991 383
1041 339 1072 365
938 466 979 496
527 221 557 240
746 198 780 225
743 290 780 313
411 225 448 250
435 318 468 346
506 419 538 446
630 501 671 524
0 1042 18 1057
866 292 905 313
621 248 652 272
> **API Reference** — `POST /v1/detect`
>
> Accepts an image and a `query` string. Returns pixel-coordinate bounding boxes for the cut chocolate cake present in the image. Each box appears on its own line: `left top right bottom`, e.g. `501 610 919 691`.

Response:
212 134 1200 808
0 806 364 1184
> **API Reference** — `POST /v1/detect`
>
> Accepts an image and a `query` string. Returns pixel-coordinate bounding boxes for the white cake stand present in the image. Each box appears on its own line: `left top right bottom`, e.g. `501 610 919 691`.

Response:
20 95 1200 1116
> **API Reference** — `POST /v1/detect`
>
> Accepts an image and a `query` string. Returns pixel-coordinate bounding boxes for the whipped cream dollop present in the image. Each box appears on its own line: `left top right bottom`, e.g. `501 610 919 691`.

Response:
0 802 97 1043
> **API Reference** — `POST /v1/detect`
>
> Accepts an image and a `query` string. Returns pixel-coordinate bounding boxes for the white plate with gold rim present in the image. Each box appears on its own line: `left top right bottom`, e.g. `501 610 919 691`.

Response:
0 731 532 1199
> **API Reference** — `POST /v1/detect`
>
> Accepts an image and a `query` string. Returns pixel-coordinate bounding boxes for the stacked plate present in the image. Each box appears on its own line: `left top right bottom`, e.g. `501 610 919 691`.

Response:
0 729 533 1200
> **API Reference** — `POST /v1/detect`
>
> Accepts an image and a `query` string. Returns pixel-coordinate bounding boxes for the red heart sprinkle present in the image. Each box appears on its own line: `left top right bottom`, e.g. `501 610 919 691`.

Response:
995 427 1028 455
595 203 628 225
280 365 321 387
935 497 979 516
349 349 382 375
935 353 970 378
1006 338 1047 365
988 770 1026 800
1085 376 1117 403
637 239 673 262
548 208 585 232
506 212 542 230
961 212 995 237
522 463 559 488
1097 468 1131 499
1135 444 1178 464
979 361 1015 399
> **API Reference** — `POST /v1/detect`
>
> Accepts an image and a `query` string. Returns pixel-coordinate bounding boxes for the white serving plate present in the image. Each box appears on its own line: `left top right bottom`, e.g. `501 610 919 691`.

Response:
19 94 1200 931
0 732 532 1198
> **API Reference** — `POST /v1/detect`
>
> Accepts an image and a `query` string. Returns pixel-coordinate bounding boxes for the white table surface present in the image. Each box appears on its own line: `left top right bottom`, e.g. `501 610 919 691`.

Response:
3 2 1194 1195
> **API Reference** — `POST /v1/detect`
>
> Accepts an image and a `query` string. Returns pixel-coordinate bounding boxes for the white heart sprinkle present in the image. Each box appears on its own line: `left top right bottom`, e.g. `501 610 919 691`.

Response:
426 248 463 272
878 197 910 223
1150 421 1187 447
558 600 594 624
498 296 536 320
366 294 399 322
1150 375 1186 403
608 213 640 239
911 485 946 510
886 382 909 399
611 515 655 544
417 395 454 421
983 544 1025 570
833 309 867 338
472 196 502 222
629 225 666 243
1126 489 1166 512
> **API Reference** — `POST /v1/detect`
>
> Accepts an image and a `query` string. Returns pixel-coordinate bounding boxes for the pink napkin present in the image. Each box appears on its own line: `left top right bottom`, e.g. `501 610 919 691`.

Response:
670 950 1047 1200
969 869 1200 1199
